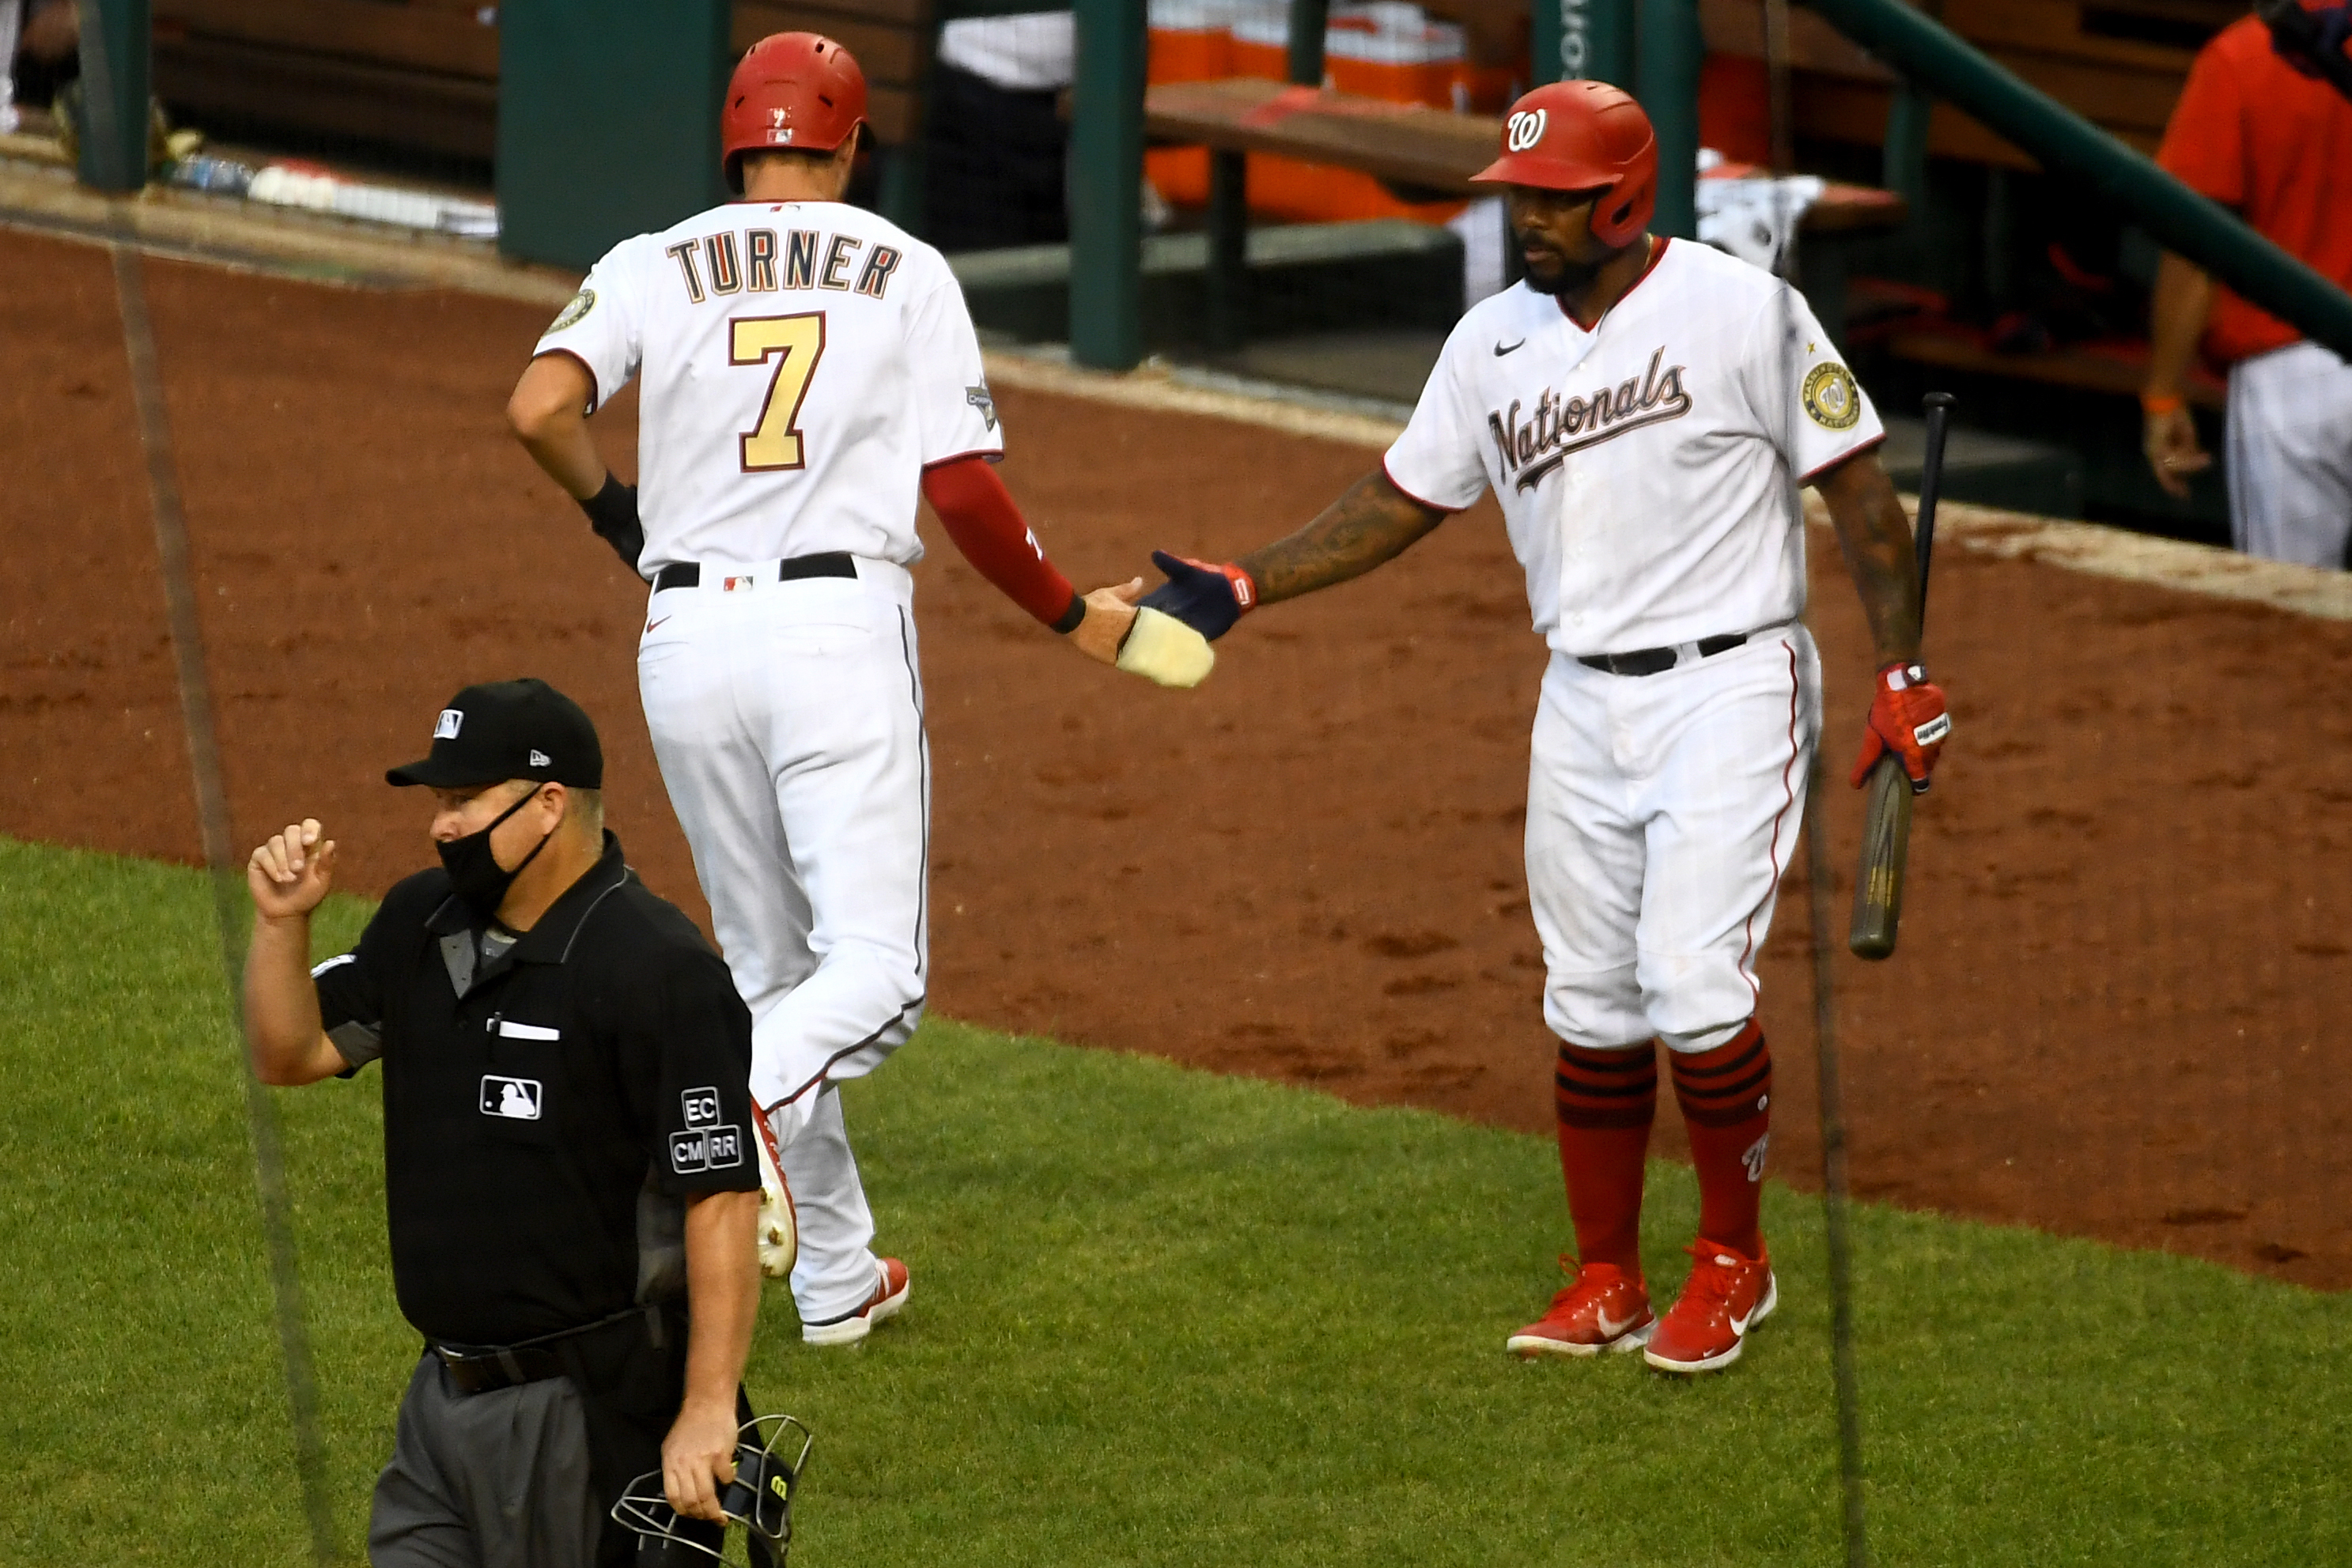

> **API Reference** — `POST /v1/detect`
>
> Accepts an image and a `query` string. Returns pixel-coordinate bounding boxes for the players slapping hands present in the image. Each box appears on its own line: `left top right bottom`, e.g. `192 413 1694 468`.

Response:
1138 81 1949 1374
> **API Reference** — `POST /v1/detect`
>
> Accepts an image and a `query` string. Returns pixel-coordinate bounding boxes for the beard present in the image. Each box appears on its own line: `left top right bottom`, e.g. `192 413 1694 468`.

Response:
1518 248 1610 297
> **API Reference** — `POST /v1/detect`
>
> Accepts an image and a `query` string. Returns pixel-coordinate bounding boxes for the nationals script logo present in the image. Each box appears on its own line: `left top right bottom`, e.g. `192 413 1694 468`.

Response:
1488 346 1693 492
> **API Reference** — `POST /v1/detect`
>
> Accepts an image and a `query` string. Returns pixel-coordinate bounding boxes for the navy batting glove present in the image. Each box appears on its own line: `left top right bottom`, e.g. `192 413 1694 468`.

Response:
1139 550 1258 642
577 472 645 575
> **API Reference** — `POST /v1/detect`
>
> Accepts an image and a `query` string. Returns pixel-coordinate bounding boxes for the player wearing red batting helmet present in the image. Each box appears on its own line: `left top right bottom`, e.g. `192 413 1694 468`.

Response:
1133 82 1949 1377
721 30 869 193
1472 78 1659 247
510 29 1181 1358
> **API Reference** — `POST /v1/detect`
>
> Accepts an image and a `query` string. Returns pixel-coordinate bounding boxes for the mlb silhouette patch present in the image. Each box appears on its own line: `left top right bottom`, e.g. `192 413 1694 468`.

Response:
481 1075 543 1120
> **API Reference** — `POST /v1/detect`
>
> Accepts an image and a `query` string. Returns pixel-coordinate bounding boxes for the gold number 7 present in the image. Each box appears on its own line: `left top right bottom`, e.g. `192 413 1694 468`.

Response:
730 312 826 471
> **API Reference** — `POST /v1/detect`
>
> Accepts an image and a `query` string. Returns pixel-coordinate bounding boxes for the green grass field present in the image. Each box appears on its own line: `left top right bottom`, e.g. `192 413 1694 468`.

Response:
1 837 2343 1565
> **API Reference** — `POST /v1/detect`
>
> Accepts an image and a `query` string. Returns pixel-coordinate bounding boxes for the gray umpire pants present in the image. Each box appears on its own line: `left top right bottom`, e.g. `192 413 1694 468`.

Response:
369 1353 602 1568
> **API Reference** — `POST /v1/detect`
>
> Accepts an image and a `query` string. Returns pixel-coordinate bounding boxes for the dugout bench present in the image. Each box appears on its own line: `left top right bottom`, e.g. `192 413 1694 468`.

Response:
144 0 936 200
1717 0 2236 414
1143 74 1905 350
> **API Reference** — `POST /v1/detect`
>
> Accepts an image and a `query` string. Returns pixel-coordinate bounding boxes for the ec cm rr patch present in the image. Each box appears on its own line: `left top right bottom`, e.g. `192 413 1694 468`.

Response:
549 289 596 332
1802 361 1862 430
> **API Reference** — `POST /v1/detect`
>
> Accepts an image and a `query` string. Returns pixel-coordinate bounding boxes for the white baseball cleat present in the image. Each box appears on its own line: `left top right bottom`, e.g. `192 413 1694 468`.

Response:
801 1257 909 1346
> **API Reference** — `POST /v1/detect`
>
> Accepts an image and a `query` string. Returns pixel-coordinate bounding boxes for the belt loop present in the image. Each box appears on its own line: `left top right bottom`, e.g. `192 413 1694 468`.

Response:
644 1303 666 1351
497 1348 526 1384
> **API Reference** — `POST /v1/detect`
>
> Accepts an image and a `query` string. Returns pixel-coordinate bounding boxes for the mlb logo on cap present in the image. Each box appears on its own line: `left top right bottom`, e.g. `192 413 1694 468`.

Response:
387 678 606 791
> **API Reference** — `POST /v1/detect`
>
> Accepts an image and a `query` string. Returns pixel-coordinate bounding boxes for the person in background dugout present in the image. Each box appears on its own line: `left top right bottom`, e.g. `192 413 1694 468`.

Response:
1 0 78 133
2142 0 2352 569
925 9 1072 251
241 678 765 1567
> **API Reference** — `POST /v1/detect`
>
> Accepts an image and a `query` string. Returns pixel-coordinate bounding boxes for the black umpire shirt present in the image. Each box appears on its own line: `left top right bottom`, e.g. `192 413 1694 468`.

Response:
312 833 760 1348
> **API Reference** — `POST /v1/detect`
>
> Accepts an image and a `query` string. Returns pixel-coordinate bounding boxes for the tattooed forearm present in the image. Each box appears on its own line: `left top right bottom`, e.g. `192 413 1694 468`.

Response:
1238 470 1447 605
1815 450 1922 664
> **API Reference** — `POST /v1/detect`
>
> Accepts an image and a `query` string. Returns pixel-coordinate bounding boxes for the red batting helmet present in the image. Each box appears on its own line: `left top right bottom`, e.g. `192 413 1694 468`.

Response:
1472 80 1658 249
722 32 868 193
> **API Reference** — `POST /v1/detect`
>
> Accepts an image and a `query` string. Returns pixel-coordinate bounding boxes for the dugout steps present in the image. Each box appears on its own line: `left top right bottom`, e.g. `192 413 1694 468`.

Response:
948 216 1467 349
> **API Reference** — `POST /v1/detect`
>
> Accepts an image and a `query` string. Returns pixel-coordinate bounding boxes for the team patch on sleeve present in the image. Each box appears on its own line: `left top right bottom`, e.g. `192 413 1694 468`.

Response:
966 383 998 432
548 289 596 333
1801 361 1862 430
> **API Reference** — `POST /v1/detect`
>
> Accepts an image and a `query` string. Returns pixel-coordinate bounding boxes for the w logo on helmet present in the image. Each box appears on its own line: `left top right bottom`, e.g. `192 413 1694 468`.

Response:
1505 108 1548 152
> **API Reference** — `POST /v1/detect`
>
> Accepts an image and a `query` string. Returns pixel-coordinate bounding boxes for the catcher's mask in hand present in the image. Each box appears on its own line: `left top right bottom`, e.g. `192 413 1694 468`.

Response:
612 1413 812 1566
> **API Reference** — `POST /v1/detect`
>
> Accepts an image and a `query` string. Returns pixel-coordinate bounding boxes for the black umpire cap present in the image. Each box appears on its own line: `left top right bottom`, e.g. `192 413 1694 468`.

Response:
385 678 604 790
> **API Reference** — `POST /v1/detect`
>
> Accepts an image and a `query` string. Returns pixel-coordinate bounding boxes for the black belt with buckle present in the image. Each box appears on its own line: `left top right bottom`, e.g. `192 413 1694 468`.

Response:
430 1306 660 1396
1578 633 1749 678
652 553 856 592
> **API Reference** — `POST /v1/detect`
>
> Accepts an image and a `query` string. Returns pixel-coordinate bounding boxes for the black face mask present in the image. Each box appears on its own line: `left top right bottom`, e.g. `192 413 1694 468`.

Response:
438 788 556 922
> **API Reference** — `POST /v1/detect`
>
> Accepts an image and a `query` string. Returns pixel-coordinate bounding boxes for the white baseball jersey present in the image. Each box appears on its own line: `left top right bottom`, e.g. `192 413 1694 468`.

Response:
1384 239 1882 656
535 198 1002 575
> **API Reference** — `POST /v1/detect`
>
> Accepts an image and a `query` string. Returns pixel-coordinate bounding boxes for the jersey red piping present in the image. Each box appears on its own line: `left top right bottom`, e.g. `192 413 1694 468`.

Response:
1553 235 1671 327
1380 454 1465 515
1799 429 1886 484
921 447 1006 471
531 347 603 417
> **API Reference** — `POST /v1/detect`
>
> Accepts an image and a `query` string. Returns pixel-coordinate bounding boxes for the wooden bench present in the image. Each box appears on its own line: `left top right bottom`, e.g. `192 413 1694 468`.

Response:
1699 0 2230 171
151 0 499 161
1700 0 2240 417
146 0 935 177
1144 74 1905 346
1886 329 2225 408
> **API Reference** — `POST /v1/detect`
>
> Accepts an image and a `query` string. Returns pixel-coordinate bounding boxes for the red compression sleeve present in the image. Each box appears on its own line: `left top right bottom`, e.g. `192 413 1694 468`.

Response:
921 455 1083 631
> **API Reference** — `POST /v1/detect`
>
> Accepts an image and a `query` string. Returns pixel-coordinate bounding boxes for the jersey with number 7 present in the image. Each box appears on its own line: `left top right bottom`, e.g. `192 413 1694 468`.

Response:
524 182 1070 1343
536 198 1001 574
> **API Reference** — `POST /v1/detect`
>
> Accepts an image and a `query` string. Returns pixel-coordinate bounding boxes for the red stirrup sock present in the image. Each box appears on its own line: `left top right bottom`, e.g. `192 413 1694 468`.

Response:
1669 1022 1773 1259
1553 1041 1659 1277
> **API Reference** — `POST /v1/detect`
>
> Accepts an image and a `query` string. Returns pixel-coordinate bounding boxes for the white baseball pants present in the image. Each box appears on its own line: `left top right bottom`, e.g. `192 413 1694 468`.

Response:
1525 625 1821 1054
2225 341 2352 569
638 557 928 1323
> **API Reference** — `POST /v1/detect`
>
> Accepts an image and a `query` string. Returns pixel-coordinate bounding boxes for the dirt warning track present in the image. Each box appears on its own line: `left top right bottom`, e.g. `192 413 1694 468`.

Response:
4 225 2347 1287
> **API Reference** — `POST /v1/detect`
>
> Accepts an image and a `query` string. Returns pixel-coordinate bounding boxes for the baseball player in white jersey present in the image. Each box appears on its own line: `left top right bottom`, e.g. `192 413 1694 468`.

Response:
505 33 1206 1345
1139 81 1951 1373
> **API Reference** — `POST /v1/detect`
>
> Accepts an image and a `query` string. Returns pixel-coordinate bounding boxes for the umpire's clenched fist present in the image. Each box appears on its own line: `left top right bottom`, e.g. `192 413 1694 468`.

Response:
248 819 338 921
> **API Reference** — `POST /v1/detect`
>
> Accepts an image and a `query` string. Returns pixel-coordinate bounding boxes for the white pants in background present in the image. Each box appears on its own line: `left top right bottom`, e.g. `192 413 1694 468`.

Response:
0 1 20 134
1526 625 1821 1055
638 557 928 1324
2225 340 2352 570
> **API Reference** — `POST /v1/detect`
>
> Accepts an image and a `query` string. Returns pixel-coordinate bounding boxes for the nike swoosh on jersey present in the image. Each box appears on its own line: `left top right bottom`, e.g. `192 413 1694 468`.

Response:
645 616 671 633
1494 338 1527 356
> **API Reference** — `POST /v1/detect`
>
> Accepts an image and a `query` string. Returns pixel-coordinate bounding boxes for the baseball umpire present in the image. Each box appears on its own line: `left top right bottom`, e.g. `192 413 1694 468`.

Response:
1136 82 1950 1373
241 678 766 1565
507 32 1191 1347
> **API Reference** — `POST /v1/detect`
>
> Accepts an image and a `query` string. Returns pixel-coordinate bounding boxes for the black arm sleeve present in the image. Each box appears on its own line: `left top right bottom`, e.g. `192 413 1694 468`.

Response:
578 472 645 576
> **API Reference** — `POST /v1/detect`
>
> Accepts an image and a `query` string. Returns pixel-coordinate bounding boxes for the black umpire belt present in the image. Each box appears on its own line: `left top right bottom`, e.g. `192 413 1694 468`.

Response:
430 1306 662 1396
652 554 856 592
1577 632 1749 678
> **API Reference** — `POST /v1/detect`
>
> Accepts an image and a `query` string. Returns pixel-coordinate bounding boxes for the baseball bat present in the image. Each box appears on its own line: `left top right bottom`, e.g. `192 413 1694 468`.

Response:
1848 391 1953 961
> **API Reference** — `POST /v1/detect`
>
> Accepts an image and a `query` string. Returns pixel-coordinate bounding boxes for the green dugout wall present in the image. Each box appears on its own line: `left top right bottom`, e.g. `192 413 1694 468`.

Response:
497 0 732 271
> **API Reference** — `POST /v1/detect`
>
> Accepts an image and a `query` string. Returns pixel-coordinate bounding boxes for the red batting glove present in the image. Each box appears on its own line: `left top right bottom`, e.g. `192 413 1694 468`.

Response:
1850 661 1952 793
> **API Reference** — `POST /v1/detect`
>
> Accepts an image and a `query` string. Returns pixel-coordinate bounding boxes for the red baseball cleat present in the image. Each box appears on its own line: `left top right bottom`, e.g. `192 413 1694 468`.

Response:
1643 1240 1777 1373
1507 1259 1655 1357
802 1256 910 1346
